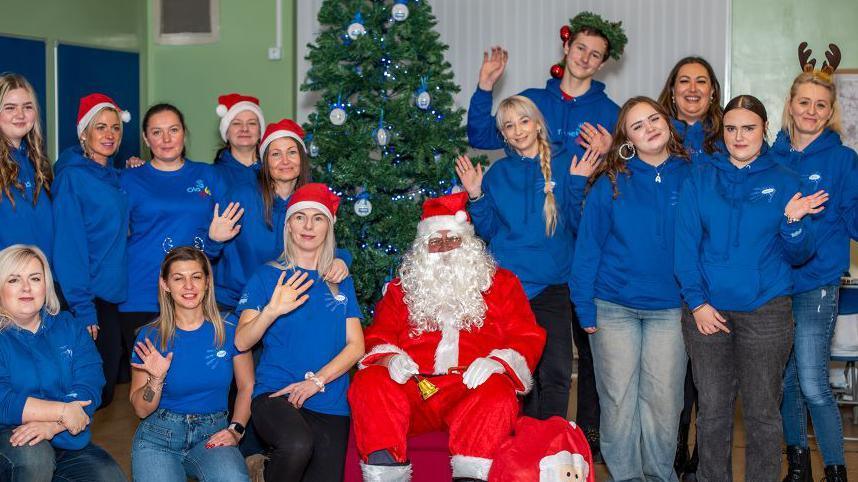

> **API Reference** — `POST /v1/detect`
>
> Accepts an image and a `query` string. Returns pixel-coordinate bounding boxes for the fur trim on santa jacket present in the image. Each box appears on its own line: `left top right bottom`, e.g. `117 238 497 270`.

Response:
359 268 545 395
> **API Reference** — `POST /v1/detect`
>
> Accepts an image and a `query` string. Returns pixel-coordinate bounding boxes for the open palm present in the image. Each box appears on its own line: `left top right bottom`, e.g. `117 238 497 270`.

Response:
130 338 173 379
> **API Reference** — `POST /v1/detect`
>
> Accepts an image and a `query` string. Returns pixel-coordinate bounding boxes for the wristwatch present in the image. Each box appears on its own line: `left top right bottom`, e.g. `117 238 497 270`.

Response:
228 422 245 439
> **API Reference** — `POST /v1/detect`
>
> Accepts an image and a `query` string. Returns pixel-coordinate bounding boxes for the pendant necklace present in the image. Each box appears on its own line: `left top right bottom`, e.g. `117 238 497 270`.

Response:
654 162 666 183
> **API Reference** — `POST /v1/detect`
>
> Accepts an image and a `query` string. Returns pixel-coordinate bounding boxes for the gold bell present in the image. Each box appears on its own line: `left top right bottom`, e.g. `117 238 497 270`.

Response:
416 375 439 400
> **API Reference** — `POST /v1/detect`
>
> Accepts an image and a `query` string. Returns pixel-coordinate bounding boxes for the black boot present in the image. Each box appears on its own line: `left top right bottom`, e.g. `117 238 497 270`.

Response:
674 423 690 475
782 446 812 482
681 442 698 481
823 465 847 482
584 427 603 464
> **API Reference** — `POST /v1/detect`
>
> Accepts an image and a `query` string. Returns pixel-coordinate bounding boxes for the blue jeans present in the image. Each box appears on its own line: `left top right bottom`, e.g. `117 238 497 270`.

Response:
131 409 249 482
591 299 686 482
781 285 844 465
0 428 126 482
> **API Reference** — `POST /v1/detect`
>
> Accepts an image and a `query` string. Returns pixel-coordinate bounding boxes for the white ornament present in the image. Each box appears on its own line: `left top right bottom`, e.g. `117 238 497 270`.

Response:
451 185 464 194
355 198 372 217
416 91 431 110
329 107 347 126
347 22 366 40
433 151 442 162
308 140 320 158
375 127 390 146
392 3 410 21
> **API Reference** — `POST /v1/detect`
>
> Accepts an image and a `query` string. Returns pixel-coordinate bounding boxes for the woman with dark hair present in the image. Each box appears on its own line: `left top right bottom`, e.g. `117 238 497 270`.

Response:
213 93 265 187
130 246 253 482
571 96 689 480
657 57 724 156
675 95 827 481
0 74 53 260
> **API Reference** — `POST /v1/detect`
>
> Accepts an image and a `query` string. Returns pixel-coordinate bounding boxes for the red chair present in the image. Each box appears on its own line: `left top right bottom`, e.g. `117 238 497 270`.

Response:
344 429 452 481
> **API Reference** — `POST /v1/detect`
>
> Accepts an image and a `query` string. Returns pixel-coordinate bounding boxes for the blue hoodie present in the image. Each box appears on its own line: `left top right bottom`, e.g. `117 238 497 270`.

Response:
52 146 129 328
773 129 858 293
120 160 226 313
213 149 260 187
468 78 620 158
671 118 724 158
675 148 814 311
572 156 690 328
0 140 53 260
469 150 586 298
0 311 103 450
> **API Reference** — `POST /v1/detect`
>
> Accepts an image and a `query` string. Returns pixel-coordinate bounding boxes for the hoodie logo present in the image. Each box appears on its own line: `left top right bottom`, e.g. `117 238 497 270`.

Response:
670 190 681 206
750 186 777 203
58 344 73 359
187 179 212 198
193 236 206 251
205 348 229 369
162 237 175 253
238 293 248 306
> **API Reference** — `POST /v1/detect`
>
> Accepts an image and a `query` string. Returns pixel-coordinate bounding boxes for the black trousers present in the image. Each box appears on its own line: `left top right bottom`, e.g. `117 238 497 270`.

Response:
93 299 121 408
252 394 350 482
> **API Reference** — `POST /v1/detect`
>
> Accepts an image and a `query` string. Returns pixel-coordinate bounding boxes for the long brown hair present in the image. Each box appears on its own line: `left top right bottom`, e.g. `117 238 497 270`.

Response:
0 74 51 206
496 95 558 236
781 71 842 140
657 57 724 154
259 137 311 227
152 247 224 351
591 96 689 198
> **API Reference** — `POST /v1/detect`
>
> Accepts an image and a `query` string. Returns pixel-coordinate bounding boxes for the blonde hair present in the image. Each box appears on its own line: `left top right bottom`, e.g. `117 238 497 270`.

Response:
496 95 557 236
153 247 224 351
80 106 123 160
0 74 51 206
781 71 842 140
0 244 60 330
278 209 336 276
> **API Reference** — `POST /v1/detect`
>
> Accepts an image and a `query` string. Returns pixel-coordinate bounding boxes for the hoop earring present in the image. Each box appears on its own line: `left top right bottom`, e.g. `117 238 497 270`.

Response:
618 141 635 160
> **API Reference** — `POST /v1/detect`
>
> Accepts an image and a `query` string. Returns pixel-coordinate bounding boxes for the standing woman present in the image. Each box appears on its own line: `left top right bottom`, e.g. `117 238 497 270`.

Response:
52 94 130 407
776 44 855 482
657 57 724 156
129 247 252 482
0 74 53 260
0 245 126 482
456 95 598 421
213 93 265 187
120 104 242 385
674 95 827 481
235 184 364 482
571 97 689 481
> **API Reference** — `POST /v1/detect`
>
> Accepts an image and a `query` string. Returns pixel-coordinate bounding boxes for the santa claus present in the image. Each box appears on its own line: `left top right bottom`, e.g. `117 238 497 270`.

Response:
348 192 546 482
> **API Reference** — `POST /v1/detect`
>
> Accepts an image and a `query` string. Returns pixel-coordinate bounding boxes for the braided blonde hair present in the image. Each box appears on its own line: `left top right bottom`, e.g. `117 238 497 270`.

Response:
496 95 557 236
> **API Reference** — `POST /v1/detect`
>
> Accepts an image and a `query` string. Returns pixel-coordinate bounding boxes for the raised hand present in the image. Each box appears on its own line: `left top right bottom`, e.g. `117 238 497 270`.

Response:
264 270 314 317
10 421 64 446
692 304 730 335
785 190 829 221
478 46 509 91
61 400 92 435
209 202 244 242
455 155 484 199
130 338 174 379
578 123 612 155
570 147 601 177
323 258 349 283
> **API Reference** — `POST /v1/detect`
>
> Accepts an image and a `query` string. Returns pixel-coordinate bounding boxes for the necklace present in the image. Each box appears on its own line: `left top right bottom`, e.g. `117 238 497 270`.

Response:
654 161 667 183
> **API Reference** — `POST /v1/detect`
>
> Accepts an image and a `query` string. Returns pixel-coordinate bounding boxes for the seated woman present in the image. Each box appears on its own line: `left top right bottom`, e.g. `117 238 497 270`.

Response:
235 183 364 482
0 245 125 482
129 246 253 482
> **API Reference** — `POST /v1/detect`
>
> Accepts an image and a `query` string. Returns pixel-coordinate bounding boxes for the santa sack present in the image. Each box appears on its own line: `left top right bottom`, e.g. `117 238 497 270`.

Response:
488 416 594 482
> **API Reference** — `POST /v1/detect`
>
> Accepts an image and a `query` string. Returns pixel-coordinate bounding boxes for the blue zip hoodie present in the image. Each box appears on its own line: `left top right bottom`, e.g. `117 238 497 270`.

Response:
675 148 815 311
468 150 587 298
52 146 129 328
0 311 103 450
120 160 226 312
213 149 260 187
0 140 53 261
773 129 858 293
572 156 690 328
468 78 620 158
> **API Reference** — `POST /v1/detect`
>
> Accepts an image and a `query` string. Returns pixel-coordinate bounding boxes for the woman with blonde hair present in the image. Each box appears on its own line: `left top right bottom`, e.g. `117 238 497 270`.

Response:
0 74 53 260
0 245 125 481
776 43 857 482
456 94 598 421
129 246 253 482
235 183 364 481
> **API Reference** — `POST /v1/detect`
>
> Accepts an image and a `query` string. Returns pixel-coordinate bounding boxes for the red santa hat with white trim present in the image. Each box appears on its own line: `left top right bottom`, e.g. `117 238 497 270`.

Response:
216 93 265 142
285 183 340 223
77 93 130 137
417 191 474 237
259 119 306 158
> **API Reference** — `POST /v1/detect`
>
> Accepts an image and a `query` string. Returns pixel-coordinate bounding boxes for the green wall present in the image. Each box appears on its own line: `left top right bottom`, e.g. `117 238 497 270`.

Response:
0 0 146 159
146 0 297 163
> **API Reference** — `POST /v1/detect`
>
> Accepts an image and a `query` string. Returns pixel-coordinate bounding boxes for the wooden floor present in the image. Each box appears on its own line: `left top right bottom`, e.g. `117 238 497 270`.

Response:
93 382 858 481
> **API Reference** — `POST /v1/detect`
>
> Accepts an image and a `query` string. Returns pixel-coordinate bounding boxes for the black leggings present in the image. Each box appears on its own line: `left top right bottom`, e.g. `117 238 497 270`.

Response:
252 394 350 482
93 299 121 408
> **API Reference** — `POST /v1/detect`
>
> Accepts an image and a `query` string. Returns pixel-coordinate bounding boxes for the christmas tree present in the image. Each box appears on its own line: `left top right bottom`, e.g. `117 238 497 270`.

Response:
302 0 469 314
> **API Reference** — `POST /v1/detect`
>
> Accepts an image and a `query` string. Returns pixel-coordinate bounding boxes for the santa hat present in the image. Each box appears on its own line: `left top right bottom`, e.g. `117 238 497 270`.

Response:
77 93 130 137
216 93 265 142
416 191 473 237
285 183 340 223
259 119 306 158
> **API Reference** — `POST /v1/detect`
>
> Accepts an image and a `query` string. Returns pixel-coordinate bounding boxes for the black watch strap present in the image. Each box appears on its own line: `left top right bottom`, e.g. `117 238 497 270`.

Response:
228 422 245 435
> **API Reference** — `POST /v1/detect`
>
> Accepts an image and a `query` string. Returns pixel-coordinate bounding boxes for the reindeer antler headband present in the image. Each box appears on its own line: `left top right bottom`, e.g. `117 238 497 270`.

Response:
798 42 841 82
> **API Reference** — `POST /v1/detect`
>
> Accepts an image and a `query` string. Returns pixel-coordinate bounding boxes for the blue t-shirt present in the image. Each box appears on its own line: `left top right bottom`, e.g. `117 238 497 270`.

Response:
132 320 240 414
237 264 361 415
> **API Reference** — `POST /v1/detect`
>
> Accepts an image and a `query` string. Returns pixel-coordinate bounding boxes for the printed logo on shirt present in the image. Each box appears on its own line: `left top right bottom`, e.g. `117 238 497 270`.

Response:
238 293 248 306
205 348 229 369
805 172 822 190
325 291 349 313
162 237 175 253
670 190 681 206
187 179 212 198
750 186 777 203
193 236 206 252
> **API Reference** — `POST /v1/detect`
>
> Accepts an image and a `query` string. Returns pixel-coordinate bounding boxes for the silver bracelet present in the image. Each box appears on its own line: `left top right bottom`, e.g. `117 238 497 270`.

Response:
304 371 326 392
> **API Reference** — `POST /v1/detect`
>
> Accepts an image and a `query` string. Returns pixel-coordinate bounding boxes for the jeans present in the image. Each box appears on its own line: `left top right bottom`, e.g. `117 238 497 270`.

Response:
0 429 126 482
131 409 249 482
683 296 794 482
591 299 686 482
781 285 844 465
